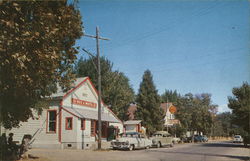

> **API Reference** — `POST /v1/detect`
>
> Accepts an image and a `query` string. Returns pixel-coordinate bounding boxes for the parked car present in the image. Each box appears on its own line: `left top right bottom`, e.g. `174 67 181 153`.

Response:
194 135 203 142
181 136 193 143
172 137 181 144
111 132 152 151
201 135 208 142
150 131 173 148
233 135 243 143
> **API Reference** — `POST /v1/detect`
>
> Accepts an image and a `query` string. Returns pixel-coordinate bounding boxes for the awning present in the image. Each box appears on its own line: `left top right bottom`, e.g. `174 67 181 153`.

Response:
124 120 142 125
62 106 120 123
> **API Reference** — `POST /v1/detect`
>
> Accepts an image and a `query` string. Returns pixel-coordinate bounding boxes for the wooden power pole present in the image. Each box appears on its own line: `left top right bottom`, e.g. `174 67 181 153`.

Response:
83 26 109 150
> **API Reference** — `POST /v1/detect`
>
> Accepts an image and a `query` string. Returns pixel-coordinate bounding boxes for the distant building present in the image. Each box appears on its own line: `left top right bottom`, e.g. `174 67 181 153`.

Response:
160 103 180 127
124 120 143 133
1 77 123 149
126 103 137 120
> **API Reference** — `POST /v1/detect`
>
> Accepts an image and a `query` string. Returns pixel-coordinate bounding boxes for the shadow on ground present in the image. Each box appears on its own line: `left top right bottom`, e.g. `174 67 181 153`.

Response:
148 142 249 161
202 142 246 148
149 150 249 161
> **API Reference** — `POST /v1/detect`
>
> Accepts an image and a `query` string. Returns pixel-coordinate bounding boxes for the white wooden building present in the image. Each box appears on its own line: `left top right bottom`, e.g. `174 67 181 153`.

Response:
1 77 123 149
160 103 180 127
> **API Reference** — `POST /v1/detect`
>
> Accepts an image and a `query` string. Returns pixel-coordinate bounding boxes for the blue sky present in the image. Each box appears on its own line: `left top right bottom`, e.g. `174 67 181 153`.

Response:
76 0 250 113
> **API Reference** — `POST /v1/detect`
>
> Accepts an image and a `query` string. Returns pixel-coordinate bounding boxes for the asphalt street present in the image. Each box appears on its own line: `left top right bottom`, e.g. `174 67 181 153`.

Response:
29 141 250 161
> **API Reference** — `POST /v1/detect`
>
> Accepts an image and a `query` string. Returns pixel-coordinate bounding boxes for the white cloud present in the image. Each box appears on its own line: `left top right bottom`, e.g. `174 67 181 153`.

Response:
217 104 231 113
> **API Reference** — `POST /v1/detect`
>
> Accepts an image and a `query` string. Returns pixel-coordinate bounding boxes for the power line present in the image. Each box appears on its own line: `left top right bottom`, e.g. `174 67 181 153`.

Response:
123 51 249 77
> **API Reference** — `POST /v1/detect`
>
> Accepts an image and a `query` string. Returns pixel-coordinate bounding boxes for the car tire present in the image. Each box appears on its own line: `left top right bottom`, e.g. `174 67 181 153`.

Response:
145 145 150 149
128 145 134 151
157 142 161 148
170 143 174 147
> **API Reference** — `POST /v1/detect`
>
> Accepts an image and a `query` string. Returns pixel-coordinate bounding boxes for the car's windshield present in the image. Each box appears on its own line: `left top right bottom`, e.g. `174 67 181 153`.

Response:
153 134 162 137
121 133 138 138
234 135 241 138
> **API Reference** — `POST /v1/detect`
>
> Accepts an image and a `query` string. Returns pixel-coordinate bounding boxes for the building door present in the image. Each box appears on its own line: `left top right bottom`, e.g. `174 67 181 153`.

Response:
101 122 107 138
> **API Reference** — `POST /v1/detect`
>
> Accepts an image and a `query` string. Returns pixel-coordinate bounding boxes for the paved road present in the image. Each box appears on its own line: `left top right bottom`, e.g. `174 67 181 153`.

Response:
29 141 250 161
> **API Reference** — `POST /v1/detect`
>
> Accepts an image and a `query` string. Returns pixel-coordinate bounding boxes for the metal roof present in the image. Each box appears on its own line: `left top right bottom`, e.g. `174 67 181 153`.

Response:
62 106 120 123
50 77 87 98
124 120 142 125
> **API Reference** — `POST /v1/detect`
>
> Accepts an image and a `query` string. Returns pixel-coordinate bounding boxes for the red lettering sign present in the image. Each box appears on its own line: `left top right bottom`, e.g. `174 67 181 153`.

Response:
71 98 97 108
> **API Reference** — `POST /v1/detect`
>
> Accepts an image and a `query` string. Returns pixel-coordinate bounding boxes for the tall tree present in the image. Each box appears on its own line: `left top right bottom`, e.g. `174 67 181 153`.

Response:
136 70 164 134
75 57 135 120
0 0 83 129
161 89 180 104
228 82 250 135
175 93 194 132
176 93 216 135
213 112 234 137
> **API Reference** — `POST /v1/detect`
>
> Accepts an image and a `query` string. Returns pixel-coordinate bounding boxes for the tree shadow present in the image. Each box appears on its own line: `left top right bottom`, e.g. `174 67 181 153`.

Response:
28 154 39 159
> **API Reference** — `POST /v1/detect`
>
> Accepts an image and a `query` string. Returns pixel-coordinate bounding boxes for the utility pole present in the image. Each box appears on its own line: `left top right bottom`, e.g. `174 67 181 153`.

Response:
83 26 109 150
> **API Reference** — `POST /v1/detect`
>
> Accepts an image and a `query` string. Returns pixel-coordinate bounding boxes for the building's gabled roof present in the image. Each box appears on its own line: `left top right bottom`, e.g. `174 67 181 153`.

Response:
124 120 142 125
52 77 122 123
62 106 120 123
51 77 87 98
160 102 173 113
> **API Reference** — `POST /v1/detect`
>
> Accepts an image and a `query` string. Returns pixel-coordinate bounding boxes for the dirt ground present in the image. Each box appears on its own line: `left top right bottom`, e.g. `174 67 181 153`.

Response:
20 155 50 161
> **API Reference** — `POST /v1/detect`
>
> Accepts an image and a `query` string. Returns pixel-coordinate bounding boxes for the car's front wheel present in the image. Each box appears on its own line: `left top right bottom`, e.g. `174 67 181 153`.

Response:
128 145 134 151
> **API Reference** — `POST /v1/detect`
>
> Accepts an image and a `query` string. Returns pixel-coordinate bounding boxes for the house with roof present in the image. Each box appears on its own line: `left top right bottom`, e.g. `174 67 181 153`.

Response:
1 77 123 149
160 103 180 127
124 120 146 134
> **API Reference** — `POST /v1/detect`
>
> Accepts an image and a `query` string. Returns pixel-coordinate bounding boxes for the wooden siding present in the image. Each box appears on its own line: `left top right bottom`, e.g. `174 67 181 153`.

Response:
4 106 59 145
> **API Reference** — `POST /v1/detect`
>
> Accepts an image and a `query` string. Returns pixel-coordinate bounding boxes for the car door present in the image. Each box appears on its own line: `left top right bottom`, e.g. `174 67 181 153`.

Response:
165 134 172 145
141 134 147 148
135 133 143 148
162 134 168 145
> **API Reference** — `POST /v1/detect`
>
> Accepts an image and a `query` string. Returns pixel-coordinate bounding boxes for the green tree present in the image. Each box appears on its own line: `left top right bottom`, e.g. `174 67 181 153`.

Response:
168 124 186 137
75 57 135 120
214 112 233 137
0 0 83 129
228 82 250 135
161 90 180 104
136 70 164 134
175 93 194 132
176 93 216 135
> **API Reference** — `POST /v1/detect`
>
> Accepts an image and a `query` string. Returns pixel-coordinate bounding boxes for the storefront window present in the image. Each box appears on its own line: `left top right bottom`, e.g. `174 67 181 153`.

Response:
66 117 73 130
47 110 56 133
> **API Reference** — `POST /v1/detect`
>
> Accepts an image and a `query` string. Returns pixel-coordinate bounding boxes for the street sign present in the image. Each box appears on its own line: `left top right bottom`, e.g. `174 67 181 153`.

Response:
169 105 177 114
